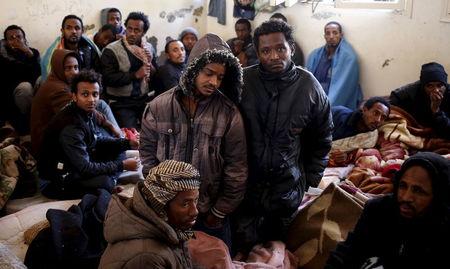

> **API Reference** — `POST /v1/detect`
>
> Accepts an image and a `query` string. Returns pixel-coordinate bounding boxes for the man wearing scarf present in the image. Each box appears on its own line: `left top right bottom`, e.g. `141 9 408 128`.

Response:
101 11 157 129
326 152 450 268
235 19 333 254
99 160 201 269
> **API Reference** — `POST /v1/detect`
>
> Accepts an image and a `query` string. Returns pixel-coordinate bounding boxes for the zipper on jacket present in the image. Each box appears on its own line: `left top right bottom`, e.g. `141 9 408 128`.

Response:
185 117 194 163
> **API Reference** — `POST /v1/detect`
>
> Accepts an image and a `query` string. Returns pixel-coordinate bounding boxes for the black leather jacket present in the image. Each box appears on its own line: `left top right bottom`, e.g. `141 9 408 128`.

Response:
240 63 332 215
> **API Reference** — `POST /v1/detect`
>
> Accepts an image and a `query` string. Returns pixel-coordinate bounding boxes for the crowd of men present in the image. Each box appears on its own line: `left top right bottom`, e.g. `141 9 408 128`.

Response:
1 7 449 268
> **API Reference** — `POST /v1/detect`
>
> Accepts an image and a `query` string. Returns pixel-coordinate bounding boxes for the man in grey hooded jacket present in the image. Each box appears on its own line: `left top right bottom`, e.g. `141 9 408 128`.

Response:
139 33 248 249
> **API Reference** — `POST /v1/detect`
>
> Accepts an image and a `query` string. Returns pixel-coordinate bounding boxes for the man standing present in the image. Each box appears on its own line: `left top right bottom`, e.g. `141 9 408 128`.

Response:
0 25 40 134
307 21 362 110
332 97 390 141
390 62 450 139
38 70 139 199
226 18 258 67
101 11 156 129
41 14 101 80
326 152 450 268
139 33 247 248
235 20 333 252
153 39 186 95
99 160 201 269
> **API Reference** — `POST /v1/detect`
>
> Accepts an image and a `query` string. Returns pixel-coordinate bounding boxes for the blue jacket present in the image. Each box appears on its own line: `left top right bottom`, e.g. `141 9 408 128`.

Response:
331 105 362 140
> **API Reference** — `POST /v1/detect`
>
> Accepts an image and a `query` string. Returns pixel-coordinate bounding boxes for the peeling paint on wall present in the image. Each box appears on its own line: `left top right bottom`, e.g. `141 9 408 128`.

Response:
193 6 203 16
312 11 339 20
382 58 394 68
160 5 197 23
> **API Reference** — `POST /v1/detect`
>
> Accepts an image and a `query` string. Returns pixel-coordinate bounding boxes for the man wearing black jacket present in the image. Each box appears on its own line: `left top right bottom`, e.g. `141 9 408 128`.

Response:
38 70 139 199
234 20 333 253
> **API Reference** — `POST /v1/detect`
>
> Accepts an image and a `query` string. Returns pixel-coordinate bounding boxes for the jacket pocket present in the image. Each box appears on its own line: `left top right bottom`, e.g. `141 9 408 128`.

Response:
156 122 181 160
200 123 226 174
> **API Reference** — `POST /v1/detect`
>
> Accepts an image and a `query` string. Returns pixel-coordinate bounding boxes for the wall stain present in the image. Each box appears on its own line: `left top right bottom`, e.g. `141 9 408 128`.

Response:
193 6 203 16
312 11 338 20
382 58 394 68
162 5 196 23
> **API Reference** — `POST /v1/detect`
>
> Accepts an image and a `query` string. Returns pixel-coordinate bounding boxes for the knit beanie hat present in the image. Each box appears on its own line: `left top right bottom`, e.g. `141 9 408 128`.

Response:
178 27 199 41
140 160 201 219
420 62 448 86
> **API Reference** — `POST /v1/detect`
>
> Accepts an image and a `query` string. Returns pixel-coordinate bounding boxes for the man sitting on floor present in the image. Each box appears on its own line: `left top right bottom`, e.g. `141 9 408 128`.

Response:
0 25 41 135
38 70 139 199
325 152 450 268
99 160 201 269
390 62 450 139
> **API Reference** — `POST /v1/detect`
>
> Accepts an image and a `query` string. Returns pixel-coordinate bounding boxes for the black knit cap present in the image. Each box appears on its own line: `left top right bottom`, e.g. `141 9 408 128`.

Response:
420 62 448 86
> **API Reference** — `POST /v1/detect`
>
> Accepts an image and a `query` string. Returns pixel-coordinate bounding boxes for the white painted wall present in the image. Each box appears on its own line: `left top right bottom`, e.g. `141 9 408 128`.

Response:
205 0 450 98
1 0 449 97
0 0 206 56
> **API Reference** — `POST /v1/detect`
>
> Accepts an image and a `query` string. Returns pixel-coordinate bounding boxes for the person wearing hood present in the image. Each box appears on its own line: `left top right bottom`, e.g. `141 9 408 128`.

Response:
139 33 248 249
390 62 450 139
40 14 101 81
306 21 363 110
234 20 332 253
101 11 157 129
326 152 450 268
38 70 139 199
31 49 120 158
99 160 201 269
0 25 40 135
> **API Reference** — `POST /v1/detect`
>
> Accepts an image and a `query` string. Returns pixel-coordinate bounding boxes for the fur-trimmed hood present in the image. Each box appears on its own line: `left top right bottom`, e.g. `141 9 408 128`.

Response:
179 33 243 104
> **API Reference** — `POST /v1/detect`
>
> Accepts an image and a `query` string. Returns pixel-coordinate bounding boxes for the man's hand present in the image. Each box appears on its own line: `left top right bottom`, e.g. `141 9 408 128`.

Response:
122 157 140 171
430 89 443 114
135 64 151 79
204 213 224 228
11 39 33 57
129 139 139 150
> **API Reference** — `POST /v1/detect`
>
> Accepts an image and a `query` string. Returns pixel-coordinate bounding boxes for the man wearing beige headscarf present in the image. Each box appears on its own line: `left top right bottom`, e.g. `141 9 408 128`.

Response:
99 160 201 269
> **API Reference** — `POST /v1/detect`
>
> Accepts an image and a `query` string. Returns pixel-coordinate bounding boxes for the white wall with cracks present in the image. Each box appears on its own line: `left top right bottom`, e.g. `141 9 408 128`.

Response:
1 0 449 98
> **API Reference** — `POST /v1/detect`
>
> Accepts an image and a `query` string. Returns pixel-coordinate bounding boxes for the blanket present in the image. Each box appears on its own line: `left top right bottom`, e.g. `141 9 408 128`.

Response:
286 182 368 269
306 38 362 110
0 127 37 210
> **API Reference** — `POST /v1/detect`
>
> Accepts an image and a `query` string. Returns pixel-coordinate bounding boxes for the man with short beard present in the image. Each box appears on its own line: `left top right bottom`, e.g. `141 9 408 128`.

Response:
101 11 157 129
326 152 450 268
41 14 101 80
307 21 362 110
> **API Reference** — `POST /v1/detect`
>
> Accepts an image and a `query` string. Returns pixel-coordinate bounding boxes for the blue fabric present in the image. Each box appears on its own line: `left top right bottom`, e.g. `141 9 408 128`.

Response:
313 51 332 94
331 105 361 140
307 38 363 110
